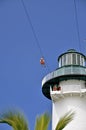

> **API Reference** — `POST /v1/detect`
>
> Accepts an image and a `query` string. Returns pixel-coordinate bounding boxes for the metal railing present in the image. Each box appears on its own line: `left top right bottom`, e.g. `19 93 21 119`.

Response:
42 66 86 86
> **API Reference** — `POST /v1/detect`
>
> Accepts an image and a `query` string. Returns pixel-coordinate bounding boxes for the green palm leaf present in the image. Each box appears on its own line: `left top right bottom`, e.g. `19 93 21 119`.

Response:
0 110 29 130
0 109 75 130
55 110 75 130
34 112 50 130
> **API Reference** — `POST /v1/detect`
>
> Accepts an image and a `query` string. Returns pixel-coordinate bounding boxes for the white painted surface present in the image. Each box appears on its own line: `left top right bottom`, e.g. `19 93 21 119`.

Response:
59 80 85 91
51 80 86 130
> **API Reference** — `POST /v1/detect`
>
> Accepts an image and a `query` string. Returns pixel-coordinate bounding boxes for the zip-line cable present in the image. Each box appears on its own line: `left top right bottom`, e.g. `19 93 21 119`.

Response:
20 0 43 56
20 0 50 72
20 0 82 70
74 0 81 52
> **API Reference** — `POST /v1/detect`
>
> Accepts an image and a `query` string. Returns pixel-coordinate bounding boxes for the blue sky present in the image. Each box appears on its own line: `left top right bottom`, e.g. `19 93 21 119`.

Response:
0 0 86 130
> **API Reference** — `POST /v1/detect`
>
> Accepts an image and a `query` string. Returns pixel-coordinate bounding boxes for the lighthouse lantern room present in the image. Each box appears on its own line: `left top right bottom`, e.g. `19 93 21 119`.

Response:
42 49 86 130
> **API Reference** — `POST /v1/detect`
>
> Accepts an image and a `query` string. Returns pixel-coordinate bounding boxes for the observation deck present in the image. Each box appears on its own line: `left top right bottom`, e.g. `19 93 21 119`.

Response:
50 87 86 102
42 49 86 100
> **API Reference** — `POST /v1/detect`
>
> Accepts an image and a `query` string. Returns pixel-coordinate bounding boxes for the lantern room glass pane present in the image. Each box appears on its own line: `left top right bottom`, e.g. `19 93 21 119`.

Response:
59 58 61 67
64 54 66 65
81 56 84 66
77 54 80 65
62 56 64 66
67 54 71 65
72 54 76 65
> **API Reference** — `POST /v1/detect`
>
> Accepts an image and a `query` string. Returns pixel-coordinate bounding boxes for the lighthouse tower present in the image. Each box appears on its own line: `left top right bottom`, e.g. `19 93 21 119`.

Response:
42 49 86 130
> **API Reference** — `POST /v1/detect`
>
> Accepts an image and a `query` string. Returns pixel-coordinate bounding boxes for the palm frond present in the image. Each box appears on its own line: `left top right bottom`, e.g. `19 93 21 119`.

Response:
34 112 50 130
55 110 75 130
0 110 29 130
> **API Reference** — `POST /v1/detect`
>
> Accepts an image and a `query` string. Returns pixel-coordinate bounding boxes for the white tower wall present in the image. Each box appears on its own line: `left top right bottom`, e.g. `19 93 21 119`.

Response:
52 96 86 130
51 79 86 130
